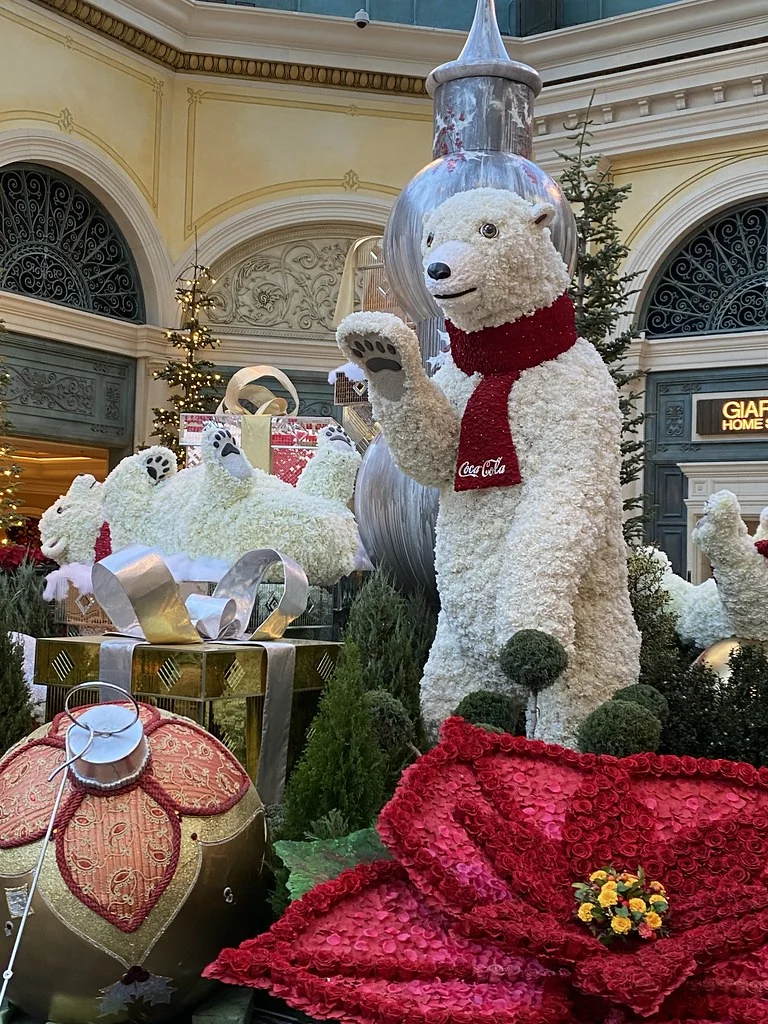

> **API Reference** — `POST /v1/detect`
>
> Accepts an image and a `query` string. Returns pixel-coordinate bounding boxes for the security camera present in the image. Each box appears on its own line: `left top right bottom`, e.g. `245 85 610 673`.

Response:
354 8 370 27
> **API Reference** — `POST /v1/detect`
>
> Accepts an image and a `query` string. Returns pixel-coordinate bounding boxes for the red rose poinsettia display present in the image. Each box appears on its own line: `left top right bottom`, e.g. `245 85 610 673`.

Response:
207 719 768 1023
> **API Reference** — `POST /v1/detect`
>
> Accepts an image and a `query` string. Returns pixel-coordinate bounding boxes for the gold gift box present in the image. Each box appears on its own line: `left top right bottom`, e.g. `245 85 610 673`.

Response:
35 636 340 785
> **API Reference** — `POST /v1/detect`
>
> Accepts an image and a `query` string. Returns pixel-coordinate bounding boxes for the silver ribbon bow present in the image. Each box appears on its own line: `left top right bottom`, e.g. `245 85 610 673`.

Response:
91 545 308 643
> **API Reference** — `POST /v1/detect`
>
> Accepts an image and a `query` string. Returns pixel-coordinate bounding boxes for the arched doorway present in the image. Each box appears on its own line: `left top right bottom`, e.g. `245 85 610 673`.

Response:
0 163 143 538
641 199 768 579
0 163 146 323
204 219 379 412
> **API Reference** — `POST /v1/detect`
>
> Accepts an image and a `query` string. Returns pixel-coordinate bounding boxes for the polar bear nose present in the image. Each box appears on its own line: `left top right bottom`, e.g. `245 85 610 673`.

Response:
427 262 452 281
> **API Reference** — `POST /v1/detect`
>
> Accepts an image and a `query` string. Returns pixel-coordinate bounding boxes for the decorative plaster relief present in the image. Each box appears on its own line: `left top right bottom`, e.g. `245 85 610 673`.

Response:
208 227 365 341
4 366 94 415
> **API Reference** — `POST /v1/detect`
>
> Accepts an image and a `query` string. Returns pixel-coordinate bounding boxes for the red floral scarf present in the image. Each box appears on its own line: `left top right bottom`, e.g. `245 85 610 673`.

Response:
447 292 577 492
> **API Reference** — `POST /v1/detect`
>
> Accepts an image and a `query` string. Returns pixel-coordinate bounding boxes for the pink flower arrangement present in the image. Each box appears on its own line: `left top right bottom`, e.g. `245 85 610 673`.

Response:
207 718 768 1023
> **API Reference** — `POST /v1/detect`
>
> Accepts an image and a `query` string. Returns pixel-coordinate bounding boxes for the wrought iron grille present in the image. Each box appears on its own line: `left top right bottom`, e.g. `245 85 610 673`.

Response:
0 163 145 323
643 202 768 337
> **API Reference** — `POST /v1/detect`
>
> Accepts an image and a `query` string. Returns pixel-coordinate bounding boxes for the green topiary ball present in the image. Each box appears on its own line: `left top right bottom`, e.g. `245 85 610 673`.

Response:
577 700 662 758
363 689 415 752
499 630 568 694
612 683 669 727
454 690 522 734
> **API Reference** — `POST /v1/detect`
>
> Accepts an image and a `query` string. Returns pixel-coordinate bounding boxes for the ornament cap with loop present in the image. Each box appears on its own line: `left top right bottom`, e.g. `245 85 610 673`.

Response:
64 683 149 791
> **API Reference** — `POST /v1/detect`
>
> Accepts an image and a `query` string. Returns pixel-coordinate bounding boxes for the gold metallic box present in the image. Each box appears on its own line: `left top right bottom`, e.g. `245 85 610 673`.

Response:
35 636 340 785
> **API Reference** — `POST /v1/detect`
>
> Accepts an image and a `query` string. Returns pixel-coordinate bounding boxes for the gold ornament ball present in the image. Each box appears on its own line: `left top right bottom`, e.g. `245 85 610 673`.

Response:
693 636 768 685
0 704 266 1024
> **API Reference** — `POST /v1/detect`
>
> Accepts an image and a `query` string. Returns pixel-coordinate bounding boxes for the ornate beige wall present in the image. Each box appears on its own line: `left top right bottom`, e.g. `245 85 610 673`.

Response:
0 0 430 271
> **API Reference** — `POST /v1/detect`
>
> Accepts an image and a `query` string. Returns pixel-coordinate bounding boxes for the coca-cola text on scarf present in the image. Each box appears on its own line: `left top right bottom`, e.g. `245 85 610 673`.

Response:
448 292 578 492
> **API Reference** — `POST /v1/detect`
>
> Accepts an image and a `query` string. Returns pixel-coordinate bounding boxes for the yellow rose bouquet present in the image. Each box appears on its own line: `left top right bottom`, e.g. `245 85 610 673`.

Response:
573 866 669 945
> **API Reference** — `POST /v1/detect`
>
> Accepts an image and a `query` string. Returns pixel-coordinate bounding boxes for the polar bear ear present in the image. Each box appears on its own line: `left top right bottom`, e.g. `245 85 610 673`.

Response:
69 474 99 495
531 203 556 228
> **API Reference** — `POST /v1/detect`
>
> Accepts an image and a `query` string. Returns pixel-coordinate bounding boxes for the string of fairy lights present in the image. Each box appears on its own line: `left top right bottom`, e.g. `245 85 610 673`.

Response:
0 322 23 540
151 259 223 461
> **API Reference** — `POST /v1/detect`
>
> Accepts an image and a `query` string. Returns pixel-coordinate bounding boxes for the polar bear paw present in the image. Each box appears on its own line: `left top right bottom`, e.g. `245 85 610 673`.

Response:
141 450 176 484
337 311 420 402
201 424 253 482
317 423 354 452
209 427 240 459
347 332 403 374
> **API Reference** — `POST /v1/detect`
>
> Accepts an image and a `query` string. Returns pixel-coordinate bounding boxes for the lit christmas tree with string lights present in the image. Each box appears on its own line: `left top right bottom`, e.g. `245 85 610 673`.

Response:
0 321 23 539
151 260 223 461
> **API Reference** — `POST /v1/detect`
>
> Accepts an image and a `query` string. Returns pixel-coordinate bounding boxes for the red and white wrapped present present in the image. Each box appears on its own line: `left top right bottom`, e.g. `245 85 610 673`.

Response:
180 366 340 486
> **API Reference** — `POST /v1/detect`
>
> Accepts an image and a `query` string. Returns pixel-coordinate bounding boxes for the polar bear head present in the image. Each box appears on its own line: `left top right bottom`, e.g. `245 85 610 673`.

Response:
692 489 748 562
40 474 104 566
421 188 571 334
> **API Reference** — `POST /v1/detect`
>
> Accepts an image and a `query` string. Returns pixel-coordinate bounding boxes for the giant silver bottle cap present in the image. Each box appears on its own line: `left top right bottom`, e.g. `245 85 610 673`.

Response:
382 0 576 325
426 0 541 97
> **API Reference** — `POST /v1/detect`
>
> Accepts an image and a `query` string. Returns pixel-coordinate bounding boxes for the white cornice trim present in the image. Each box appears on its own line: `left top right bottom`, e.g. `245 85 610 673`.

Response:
175 193 392 276
0 130 174 326
628 331 768 375
0 291 168 359
44 0 768 81
0 288 348 372
218 337 342 373
533 40 768 167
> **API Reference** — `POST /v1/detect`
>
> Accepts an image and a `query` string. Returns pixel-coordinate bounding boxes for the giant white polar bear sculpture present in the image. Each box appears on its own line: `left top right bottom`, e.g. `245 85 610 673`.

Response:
338 188 641 746
41 423 362 587
636 499 768 650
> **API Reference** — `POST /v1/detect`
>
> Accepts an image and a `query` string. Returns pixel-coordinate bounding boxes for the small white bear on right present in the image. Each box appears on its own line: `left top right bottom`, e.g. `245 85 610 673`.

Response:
692 490 768 642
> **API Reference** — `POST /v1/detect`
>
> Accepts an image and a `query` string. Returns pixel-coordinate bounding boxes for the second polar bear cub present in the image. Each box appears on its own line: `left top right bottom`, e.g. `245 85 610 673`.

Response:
337 187 640 747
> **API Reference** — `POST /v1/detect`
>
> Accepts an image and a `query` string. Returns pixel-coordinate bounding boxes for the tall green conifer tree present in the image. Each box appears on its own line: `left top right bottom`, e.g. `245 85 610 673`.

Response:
0 320 23 535
558 103 646 542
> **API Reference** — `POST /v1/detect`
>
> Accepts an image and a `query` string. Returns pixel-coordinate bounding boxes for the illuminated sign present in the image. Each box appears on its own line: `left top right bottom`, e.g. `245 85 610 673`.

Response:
697 397 768 436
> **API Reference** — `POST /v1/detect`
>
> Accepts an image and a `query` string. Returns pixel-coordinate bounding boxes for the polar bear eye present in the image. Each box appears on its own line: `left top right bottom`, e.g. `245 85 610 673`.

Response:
426 233 434 246
480 223 499 239
56 506 64 514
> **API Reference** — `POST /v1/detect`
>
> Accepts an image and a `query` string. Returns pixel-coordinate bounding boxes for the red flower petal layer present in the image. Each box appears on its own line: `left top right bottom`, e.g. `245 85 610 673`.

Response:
205 861 572 1024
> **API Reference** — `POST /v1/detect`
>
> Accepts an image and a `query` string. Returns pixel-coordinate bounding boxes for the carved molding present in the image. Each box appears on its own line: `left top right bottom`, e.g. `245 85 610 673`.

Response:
4 366 95 416
208 227 363 341
210 221 373 280
0 329 136 446
105 383 121 421
175 198 389 278
26 0 428 97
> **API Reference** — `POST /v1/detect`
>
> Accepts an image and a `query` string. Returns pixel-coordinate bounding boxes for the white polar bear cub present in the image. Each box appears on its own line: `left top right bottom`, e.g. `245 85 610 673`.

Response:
338 188 640 747
692 490 768 642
